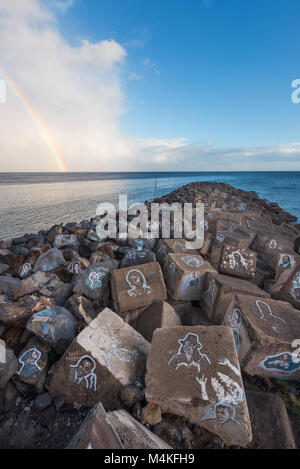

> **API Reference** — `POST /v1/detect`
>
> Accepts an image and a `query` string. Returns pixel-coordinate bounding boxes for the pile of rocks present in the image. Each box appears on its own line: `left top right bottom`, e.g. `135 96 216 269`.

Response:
0 181 300 449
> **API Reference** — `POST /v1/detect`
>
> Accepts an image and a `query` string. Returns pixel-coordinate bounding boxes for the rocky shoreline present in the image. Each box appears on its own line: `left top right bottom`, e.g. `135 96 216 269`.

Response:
0 180 300 449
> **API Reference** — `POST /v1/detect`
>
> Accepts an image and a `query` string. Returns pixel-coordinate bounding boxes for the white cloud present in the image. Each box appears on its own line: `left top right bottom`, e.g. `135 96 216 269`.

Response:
0 0 299 172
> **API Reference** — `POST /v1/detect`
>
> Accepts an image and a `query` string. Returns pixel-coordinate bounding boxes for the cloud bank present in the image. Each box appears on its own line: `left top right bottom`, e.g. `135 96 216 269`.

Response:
0 0 299 172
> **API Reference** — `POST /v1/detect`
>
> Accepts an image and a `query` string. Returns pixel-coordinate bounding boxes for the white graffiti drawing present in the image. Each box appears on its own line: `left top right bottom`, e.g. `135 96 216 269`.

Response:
126 269 152 296
203 279 217 305
174 240 186 249
168 333 211 373
20 263 32 278
68 259 81 275
227 224 237 233
18 348 41 377
182 272 201 290
69 355 97 391
201 402 241 429
218 357 241 376
104 339 139 366
216 233 225 243
290 271 300 303
227 309 242 351
256 300 286 332
181 256 204 268
269 239 277 249
211 372 244 405
157 243 167 260
279 254 295 269
88 270 106 289
196 375 209 400
227 250 251 271
168 262 176 277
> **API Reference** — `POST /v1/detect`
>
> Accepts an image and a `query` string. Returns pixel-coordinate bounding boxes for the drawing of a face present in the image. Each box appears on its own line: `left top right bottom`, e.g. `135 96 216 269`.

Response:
77 357 94 378
126 269 151 296
20 263 32 278
228 309 241 331
216 233 225 243
269 239 277 249
18 347 42 377
158 243 167 259
169 262 176 276
181 256 203 267
88 270 106 289
216 405 232 424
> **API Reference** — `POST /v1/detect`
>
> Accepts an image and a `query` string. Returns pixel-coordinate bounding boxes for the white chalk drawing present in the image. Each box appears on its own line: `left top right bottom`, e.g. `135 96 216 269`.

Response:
68 259 81 275
168 333 211 373
227 309 242 351
104 339 139 366
216 233 225 243
174 240 186 249
69 355 97 391
181 256 204 267
227 224 237 233
203 279 217 305
203 220 209 231
182 272 200 290
256 300 285 333
269 239 277 249
135 239 144 251
157 243 167 260
88 270 107 289
18 347 41 378
126 269 152 296
238 203 247 211
259 352 300 373
279 254 295 269
291 271 300 302
168 262 176 277
201 402 241 429
19 263 32 278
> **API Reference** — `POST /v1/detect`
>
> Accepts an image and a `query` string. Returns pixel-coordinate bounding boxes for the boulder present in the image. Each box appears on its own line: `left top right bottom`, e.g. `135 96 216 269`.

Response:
246 390 296 449
0 295 52 326
0 276 21 297
33 248 66 273
163 253 216 301
73 260 118 301
270 266 300 309
53 234 78 249
145 326 252 447
155 239 198 265
107 409 171 449
47 308 150 408
14 271 65 299
64 294 97 325
0 264 9 275
111 262 167 314
222 294 300 379
67 403 123 449
26 305 77 353
135 301 182 343
200 272 270 324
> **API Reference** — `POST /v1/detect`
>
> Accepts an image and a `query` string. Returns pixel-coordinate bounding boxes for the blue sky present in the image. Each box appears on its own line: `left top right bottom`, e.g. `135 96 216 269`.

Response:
0 0 300 171
57 0 300 147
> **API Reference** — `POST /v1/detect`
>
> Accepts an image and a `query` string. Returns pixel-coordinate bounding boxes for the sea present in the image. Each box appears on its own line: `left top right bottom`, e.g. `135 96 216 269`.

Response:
0 171 299 240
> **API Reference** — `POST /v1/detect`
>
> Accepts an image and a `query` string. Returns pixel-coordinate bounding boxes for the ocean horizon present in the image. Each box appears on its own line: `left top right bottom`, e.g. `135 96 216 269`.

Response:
0 171 299 240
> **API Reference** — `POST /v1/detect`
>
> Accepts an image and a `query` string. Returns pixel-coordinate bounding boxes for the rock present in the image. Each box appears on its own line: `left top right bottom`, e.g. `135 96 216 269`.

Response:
33 248 66 273
26 305 77 353
145 326 252 447
67 402 123 449
65 294 97 325
0 341 18 389
4 253 25 270
0 295 52 326
121 249 155 268
0 264 9 275
141 402 162 426
223 294 300 379
111 262 167 314
0 276 21 297
219 246 257 280
47 308 150 408
155 239 199 265
33 392 52 412
163 254 216 301
73 260 118 301
15 271 66 300
16 337 49 385
246 390 296 449
53 234 78 249
118 382 144 408
53 394 64 410
200 272 270 324
3 381 19 412
52 282 72 306
270 266 300 310
45 225 63 245
107 409 171 449
135 301 182 343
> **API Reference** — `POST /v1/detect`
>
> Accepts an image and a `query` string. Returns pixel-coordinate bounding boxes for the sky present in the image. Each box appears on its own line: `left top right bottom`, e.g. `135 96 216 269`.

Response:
0 0 300 172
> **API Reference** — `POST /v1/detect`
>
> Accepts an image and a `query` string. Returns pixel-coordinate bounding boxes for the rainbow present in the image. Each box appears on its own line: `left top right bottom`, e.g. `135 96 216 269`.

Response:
0 69 67 172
